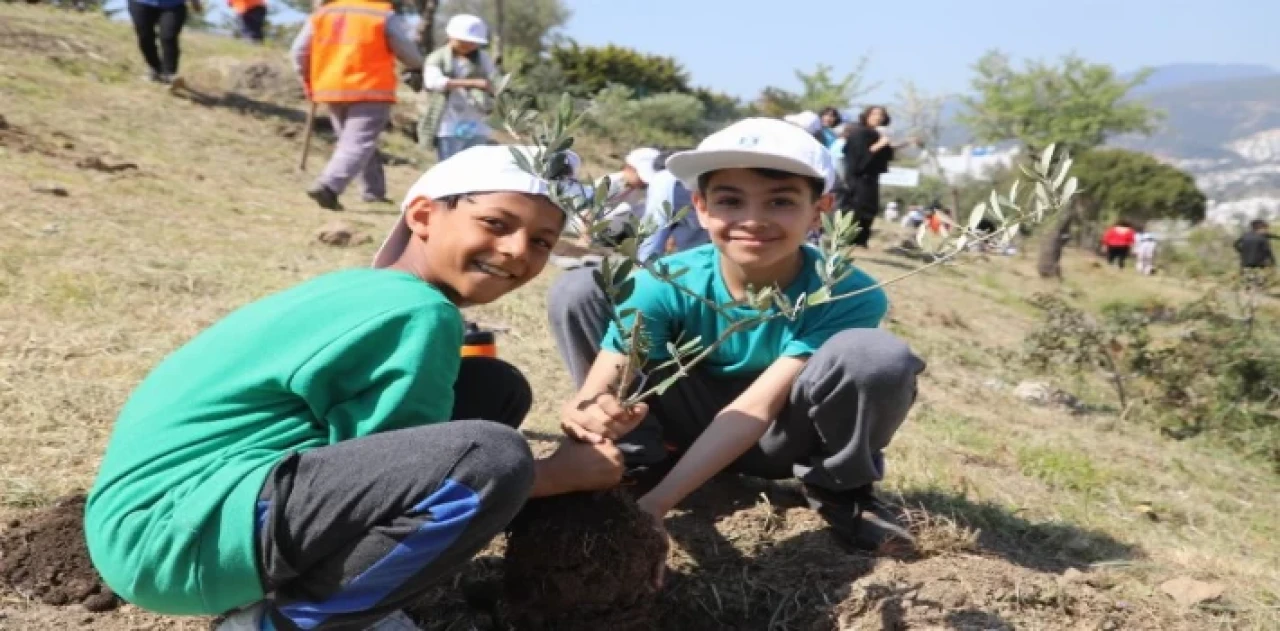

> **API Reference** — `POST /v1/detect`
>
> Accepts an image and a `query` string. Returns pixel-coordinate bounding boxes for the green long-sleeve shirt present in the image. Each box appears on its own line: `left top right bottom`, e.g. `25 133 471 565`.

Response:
85 269 462 615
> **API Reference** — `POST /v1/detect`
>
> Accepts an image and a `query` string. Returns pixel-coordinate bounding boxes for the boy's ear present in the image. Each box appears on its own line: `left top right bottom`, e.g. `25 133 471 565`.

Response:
403 197 446 238
811 192 835 229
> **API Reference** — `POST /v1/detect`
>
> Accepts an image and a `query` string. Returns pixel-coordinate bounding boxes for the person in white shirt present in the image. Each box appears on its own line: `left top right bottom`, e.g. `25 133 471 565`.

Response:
1135 230 1158 275
417 14 498 161
589 147 661 246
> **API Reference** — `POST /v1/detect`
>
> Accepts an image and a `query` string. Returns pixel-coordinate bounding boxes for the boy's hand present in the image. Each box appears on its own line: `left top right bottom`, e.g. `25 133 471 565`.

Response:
561 393 649 444
532 439 624 496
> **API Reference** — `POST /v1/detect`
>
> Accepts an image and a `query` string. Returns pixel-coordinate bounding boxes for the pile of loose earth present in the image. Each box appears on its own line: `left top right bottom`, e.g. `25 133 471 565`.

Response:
502 489 667 631
0 494 120 612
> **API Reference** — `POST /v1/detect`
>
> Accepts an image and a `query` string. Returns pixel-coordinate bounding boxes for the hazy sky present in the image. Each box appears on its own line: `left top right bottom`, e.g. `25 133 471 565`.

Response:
560 0 1279 102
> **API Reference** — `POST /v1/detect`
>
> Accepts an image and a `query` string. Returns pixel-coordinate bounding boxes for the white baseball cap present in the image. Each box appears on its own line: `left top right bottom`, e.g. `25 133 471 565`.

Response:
783 111 823 135
372 145 581 268
624 147 661 184
665 117 836 194
445 14 489 44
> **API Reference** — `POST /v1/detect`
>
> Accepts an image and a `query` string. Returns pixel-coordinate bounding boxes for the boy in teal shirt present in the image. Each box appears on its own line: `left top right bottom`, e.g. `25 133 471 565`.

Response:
86 146 639 630
548 118 925 560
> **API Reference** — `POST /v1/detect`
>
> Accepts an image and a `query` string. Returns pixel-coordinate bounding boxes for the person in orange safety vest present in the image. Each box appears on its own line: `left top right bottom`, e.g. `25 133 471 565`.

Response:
229 0 267 43
291 0 423 210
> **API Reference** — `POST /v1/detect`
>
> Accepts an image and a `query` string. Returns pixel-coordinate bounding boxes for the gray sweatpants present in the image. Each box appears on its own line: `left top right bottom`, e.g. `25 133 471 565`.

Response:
316 102 390 199
547 267 925 492
251 357 535 631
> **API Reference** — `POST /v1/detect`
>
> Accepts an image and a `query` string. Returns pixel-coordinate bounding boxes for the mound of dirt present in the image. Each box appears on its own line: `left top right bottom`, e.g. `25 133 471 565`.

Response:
227 60 305 103
0 495 120 612
502 489 667 631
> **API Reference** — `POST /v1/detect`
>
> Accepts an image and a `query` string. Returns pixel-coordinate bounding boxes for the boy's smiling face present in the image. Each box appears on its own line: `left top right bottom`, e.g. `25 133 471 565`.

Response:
402 192 564 306
693 168 831 278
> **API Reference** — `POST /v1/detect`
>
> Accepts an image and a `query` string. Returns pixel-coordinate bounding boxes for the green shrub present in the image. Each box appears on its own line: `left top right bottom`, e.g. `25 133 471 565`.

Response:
584 85 707 148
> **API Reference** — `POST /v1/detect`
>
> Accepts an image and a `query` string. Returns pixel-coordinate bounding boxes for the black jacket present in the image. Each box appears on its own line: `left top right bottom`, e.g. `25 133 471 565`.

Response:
1235 232 1276 268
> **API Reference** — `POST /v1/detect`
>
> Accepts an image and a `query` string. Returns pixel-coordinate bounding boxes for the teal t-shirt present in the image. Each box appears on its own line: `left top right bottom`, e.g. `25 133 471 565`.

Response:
85 269 463 616
602 244 888 377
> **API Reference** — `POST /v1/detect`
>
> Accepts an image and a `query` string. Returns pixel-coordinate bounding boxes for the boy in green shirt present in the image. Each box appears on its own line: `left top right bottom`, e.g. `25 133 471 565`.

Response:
548 118 926 562
85 146 639 630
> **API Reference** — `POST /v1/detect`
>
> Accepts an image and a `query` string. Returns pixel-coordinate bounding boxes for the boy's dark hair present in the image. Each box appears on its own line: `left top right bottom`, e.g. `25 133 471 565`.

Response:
819 106 843 126
857 105 891 127
696 168 825 201
1251 219 1269 231
434 193 568 227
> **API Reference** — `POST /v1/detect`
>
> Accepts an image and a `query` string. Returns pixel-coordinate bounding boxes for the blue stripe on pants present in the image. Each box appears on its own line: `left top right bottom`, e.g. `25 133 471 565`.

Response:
276 478 481 629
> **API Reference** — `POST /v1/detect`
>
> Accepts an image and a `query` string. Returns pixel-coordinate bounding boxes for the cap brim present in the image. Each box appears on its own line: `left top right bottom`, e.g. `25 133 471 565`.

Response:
666 150 825 191
447 30 489 44
372 215 411 268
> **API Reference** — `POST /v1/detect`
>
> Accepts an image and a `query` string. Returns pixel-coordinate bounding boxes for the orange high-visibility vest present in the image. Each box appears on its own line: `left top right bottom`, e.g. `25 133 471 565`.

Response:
308 0 397 103
229 0 264 15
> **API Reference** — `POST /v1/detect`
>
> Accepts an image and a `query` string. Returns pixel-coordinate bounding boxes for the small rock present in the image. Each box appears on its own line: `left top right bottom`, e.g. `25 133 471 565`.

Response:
1014 380 1082 411
1060 568 1087 584
0 114 8 130
42 223 61 235
31 182 69 197
75 156 138 173
316 220 372 247
1160 577 1225 607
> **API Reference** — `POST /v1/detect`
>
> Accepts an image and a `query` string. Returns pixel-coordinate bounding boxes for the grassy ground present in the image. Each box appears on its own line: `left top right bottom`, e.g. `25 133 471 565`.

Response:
2 5 1278 629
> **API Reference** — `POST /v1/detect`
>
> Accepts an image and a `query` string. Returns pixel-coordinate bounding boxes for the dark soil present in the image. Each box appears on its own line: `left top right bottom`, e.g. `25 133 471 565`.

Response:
502 489 667 631
0 495 120 612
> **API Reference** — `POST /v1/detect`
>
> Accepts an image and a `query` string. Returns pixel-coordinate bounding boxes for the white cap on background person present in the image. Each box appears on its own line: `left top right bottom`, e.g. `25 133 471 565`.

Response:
665 117 836 194
783 111 823 135
372 145 581 268
445 14 489 44
624 147 661 184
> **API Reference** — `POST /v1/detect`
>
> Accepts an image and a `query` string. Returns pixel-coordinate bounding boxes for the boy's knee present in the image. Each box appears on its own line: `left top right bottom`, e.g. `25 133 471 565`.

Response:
818 329 924 390
454 421 536 507
548 267 606 318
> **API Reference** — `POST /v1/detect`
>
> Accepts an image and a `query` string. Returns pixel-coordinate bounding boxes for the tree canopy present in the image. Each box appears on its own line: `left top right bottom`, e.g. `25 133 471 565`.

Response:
1073 149 1206 224
548 41 690 97
754 60 876 117
958 51 1162 154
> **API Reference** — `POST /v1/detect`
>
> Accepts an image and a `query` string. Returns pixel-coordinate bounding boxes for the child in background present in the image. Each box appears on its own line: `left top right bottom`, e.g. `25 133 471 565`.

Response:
86 146 627 631
1134 229 1158 275
548 119 925 560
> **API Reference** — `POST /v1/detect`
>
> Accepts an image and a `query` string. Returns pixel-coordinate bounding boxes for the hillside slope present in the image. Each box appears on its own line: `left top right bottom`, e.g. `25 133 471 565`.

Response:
1 6 1277 630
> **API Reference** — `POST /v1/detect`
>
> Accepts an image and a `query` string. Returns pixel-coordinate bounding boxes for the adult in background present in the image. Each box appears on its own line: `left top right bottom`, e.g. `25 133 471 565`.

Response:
817 107 843 148
1235 219 1276 270
842 106 914 248
418 15 498 161
128 0 202 85
292 0 424 210
229 0 267 43
1100 220 1137 269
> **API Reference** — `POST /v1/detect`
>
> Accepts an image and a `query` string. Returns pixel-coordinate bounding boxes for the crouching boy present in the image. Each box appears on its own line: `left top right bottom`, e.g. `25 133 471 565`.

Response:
548 118 926 554
85 146 628 631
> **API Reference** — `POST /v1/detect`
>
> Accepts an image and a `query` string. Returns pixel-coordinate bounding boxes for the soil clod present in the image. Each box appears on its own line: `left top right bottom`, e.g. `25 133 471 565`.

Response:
0 494 121 612
503 489 667 631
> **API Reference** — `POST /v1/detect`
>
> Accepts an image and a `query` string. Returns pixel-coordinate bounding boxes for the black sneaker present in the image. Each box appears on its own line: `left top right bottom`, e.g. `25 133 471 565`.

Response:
361 194 394 204
306 184 344 211
802 484 916 555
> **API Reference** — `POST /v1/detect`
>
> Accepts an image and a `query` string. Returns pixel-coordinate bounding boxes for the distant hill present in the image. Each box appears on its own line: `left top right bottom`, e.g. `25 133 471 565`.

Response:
931 64 1280 223
1128 63 1278 95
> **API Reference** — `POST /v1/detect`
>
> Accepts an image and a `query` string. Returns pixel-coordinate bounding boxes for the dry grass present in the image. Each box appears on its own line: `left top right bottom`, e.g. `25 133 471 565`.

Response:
2 5 1279 629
